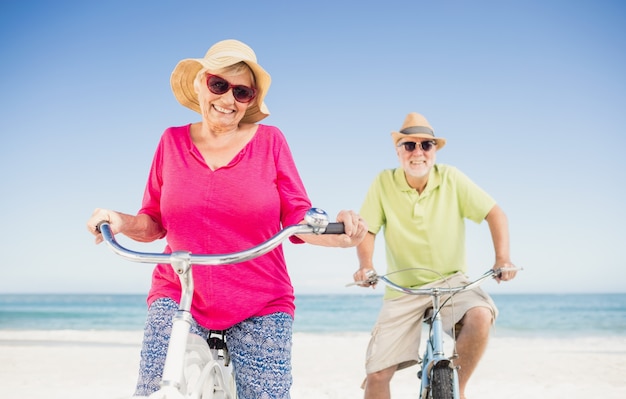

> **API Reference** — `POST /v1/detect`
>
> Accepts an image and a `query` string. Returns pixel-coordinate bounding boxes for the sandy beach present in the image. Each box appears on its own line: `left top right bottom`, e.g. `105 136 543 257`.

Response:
1 330 624 399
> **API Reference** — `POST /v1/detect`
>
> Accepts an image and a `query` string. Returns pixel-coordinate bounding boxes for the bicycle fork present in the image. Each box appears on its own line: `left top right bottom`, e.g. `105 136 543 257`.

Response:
419 289 460 399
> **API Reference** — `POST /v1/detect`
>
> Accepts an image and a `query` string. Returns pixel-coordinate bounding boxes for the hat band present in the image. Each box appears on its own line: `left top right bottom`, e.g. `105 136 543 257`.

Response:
400 126 434 136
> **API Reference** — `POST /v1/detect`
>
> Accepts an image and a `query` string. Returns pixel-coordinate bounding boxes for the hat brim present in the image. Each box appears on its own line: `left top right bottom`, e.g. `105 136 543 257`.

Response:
170 58 271 124
391 131 446 150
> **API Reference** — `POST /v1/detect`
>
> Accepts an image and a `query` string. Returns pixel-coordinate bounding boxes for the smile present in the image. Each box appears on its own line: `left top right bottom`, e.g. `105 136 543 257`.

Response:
213 105 234 114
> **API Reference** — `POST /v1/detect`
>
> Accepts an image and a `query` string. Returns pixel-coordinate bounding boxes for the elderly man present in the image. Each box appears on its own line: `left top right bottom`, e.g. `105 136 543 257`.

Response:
353 112 517 399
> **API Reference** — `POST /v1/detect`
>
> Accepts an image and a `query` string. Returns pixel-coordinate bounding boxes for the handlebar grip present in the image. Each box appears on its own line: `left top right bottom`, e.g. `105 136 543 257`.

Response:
323 222 345 234
95 220 110 233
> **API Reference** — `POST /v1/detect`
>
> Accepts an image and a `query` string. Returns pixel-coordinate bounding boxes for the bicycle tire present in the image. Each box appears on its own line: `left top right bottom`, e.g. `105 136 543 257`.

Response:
429 365 455 399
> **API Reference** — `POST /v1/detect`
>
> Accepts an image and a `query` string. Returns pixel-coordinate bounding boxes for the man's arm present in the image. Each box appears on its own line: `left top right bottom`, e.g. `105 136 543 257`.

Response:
353 232 377 287
485 204 516 281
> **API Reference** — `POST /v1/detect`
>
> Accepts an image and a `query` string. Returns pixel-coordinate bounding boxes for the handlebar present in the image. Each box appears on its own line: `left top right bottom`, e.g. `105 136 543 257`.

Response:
96 207 345 272
348 267 521 296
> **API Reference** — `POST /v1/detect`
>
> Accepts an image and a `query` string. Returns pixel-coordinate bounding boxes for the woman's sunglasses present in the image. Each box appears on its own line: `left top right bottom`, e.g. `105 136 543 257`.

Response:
206 74 257 103
398 140 437 152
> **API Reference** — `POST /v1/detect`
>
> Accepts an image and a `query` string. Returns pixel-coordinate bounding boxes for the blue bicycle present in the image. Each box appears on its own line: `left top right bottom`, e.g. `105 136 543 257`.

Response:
351 267 518 399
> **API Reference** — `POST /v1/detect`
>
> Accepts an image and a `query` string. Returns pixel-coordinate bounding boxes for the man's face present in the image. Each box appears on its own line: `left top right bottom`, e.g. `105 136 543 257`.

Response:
395 139 437 181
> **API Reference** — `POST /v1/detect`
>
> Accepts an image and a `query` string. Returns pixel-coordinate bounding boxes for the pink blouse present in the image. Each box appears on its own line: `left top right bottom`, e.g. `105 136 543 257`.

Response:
139 124 311 329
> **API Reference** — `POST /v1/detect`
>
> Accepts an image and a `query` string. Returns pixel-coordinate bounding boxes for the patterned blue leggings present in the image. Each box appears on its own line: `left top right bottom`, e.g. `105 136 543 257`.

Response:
134 297 293 399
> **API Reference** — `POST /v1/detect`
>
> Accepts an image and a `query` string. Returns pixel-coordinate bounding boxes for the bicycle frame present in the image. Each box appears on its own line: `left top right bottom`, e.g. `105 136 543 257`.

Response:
97 208 344 399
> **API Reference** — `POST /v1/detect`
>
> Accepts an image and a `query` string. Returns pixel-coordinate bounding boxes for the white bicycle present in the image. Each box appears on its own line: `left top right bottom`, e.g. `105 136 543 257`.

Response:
97 208 345 399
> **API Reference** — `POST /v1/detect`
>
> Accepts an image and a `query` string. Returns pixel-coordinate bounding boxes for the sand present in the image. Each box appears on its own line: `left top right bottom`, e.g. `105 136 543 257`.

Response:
1 330 625 398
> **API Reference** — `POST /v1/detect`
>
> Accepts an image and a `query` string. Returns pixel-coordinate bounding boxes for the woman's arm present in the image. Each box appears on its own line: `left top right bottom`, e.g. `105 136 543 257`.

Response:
87 208 166 244
296 209 367 248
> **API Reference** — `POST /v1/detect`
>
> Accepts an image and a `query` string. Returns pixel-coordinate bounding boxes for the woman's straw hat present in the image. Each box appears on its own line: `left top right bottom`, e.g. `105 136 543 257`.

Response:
391 112 447 150
170 39 271 123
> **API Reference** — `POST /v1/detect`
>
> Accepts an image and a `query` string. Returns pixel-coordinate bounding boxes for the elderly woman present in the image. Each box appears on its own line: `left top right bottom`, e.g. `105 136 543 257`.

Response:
87 39 367 399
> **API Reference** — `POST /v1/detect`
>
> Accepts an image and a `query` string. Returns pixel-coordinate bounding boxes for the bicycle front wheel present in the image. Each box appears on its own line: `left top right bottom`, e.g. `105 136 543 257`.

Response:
430 365 455 399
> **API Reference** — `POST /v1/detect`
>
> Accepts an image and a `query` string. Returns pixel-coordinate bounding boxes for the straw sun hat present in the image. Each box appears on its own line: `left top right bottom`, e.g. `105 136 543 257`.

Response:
170 39 271 124
391 112 447 150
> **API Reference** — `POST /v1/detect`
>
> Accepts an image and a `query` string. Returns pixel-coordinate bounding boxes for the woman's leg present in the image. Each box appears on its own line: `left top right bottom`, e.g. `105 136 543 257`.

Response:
133 297 210 397
226 312 293 399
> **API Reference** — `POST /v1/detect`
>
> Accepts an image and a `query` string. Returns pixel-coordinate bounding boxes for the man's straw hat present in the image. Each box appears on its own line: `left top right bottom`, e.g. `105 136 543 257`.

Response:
391 112 446 150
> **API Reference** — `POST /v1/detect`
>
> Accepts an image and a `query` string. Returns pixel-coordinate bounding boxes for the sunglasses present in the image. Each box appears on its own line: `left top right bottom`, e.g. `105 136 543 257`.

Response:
398 140 437 152
206 74 257 103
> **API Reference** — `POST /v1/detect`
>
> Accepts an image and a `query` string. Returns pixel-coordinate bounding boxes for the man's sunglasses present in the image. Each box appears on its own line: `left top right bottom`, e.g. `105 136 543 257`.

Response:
206 74 257 103
397 140 437 152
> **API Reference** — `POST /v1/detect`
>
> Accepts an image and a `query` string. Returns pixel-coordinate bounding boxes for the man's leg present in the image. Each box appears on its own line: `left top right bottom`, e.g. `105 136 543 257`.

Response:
363 293 427 399
454 307 493 399
364 365 398 399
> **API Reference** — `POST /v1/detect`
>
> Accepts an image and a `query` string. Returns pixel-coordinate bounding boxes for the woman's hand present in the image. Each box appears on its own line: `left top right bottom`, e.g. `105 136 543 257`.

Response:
86 210 165 244
297 209 368 248
86 208 125 244
334 210 368 247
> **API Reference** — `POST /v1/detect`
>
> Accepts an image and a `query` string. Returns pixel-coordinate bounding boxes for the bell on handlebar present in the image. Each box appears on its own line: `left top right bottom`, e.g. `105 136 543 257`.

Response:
304 208 330 233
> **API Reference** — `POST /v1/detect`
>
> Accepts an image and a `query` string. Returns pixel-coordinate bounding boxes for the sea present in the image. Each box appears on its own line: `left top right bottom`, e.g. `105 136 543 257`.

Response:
1 293 625 337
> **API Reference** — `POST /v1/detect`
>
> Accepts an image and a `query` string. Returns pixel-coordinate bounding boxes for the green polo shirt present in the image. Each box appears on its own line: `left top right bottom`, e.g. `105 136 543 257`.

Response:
360 164 496 299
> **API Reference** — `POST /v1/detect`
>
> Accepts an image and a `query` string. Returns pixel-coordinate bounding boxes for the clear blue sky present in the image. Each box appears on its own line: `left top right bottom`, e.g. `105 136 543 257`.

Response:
1 1 624 294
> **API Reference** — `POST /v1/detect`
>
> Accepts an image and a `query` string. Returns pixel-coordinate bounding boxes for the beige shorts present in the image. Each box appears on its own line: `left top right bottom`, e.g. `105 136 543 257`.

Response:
365 272 498 374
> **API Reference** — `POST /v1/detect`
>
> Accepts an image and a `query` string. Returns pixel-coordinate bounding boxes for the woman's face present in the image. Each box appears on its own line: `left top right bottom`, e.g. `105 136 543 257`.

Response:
198 69 255 130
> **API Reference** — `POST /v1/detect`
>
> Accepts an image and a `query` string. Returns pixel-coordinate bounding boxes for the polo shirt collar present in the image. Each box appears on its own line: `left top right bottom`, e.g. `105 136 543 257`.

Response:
394 165 442 194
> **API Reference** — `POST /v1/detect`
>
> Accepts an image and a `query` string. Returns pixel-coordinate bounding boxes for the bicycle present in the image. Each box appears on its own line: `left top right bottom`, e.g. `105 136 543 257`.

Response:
96 207 345 399
349 267 519 399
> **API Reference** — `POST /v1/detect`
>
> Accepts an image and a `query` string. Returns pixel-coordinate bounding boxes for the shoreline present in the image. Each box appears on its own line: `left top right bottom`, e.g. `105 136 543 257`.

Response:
1 330 625 398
